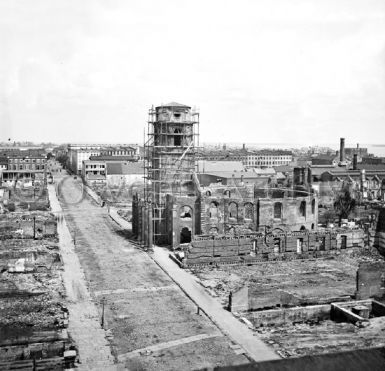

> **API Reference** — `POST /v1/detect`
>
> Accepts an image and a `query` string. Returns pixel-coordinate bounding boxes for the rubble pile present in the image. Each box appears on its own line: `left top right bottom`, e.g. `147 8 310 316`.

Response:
1 185 50 212
0 212 57 240
0 211 74 366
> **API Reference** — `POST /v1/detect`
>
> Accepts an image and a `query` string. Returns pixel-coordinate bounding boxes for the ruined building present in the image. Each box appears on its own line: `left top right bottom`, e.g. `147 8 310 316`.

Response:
132 103 364 264
132 102 200 246
134 103 316 245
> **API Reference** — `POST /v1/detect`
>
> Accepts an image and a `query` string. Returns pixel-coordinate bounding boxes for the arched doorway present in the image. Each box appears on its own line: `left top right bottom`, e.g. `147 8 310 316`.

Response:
180 227 191 244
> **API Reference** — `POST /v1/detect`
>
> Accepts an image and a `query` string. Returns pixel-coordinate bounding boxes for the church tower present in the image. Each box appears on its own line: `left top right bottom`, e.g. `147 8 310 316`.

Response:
145 102 199 244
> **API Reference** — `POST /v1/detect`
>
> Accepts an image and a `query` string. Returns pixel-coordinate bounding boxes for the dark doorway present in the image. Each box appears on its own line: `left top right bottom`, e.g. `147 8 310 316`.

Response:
174 128 182 146
341 235 347 249
320 237 326 251
180 227 191 244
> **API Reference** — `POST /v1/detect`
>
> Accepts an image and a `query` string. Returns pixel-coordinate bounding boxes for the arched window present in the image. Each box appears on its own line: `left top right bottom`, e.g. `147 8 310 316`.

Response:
229 202 238 221
274 202 282 219
206 190 212 196
209 201 218 218
224 190 230 197
174 128 182 146
244 203 254 221
180 206 192 219
311 199 316 214
300 201 306 217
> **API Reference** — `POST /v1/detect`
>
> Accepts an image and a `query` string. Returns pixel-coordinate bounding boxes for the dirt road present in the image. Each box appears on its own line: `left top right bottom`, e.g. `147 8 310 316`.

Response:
55 175 248 370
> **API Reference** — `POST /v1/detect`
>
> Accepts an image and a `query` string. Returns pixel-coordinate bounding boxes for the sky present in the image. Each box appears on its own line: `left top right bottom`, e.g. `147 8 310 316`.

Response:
1 0 385 146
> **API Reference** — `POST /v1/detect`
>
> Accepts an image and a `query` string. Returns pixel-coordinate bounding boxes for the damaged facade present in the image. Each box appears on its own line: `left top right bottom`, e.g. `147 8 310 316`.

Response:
132 103 365 266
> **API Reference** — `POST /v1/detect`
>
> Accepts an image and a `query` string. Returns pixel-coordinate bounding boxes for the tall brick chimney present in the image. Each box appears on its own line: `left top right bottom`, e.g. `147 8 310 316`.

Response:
340 138 345 162
353 154 358 170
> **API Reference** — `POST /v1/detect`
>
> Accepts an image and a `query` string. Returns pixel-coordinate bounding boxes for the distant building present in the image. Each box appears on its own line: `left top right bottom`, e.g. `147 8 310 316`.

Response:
100 146 136 157
198 171 271 187
68 144 139 174
311 155 338 166
311 166 385 205
198 149 293 168
197 160 244 173
0 149 47 184
245 150 293 168
105 161 143 188
361 157 385 165
68 145 102 174
344 144 368 158
81 160 106 186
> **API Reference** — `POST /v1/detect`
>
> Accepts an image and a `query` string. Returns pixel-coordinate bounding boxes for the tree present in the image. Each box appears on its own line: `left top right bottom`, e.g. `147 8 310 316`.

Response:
320 209 337 226
334 182 356 223
56 153 68 168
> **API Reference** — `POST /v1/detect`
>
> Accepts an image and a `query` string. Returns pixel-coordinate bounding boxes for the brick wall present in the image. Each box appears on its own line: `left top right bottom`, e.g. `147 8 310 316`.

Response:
356 262 385 299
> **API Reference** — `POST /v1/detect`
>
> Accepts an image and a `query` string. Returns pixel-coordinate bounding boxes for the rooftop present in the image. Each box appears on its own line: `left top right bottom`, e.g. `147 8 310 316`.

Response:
89 155 137 161
106 161 143 175
198 160 244 173
156 102 191 109
247 149 293 156
199 171 270 179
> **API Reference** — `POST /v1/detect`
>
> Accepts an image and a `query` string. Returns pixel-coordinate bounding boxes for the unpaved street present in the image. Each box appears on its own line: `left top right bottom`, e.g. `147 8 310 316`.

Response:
56 175 248 370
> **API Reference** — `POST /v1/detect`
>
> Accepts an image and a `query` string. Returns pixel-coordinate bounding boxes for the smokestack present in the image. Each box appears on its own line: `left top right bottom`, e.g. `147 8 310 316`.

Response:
340 138 345 162
360 169 366 191
361 169 366 182
242 143 246 151
353 154 358 170
357 143 359 149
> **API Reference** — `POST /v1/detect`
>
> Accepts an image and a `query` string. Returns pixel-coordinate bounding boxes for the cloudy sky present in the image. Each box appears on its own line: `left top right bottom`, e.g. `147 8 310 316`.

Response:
1 0 385 146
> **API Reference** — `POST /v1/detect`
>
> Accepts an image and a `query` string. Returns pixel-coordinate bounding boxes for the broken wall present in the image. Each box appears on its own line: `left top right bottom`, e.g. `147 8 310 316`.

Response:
183 229 365 266
356 262 385 300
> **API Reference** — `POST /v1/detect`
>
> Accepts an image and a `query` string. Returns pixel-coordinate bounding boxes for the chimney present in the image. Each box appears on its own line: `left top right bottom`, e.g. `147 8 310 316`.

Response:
242 143 246 151
340 138 345 162
360 169 366 191
353 154 358 170
357 143 359 149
